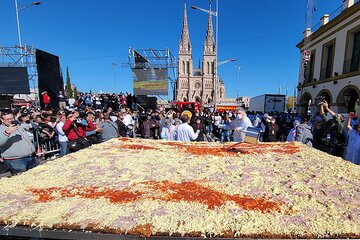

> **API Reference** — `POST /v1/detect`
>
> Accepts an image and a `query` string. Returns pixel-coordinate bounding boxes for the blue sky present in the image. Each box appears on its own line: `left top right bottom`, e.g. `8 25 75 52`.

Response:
0 0 343 99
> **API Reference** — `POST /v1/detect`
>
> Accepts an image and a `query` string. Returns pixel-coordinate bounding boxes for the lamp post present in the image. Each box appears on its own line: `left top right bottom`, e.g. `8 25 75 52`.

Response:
112 62 117 93
235 65 242 99
191 0 219 108
15 0 41 65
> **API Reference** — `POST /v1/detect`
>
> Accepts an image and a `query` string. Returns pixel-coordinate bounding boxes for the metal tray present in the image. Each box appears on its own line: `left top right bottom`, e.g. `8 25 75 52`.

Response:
0 225 240 240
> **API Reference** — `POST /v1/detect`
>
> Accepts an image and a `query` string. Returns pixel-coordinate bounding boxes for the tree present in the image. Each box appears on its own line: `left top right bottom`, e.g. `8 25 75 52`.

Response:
65 67 73 98
73 87 78 99
286 96 297 111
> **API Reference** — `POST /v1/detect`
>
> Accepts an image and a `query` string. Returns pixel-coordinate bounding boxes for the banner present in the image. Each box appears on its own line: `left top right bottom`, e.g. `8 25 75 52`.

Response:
132 68 168 96
0 67 29 94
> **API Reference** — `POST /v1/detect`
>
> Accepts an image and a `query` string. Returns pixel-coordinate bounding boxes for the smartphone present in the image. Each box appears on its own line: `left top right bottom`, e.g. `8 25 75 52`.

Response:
11 120 18 126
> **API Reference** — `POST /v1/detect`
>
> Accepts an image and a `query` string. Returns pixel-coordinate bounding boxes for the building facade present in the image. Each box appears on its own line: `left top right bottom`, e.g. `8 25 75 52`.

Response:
175 2 226 104
297 0 360 114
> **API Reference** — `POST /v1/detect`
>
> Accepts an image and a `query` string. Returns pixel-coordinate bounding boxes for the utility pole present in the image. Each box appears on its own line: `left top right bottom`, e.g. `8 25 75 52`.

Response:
235 65 242 99
112 62 117 93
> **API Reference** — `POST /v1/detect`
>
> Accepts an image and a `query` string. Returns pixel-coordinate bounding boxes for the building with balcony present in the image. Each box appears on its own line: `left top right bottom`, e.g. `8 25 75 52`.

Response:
297 0 360 114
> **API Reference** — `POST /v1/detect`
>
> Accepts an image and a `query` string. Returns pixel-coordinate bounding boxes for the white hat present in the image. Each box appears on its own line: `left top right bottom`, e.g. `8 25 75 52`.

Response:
293 120 300 127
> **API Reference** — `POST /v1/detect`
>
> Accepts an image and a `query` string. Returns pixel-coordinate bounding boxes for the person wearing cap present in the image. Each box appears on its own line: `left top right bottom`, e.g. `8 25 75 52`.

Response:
230 107 253 142
286 120 300 142
42 91 51 109
0 111 38 175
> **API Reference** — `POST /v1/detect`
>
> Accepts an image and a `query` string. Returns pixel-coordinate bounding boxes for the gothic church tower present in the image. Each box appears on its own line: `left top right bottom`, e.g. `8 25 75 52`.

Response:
175 1 226 104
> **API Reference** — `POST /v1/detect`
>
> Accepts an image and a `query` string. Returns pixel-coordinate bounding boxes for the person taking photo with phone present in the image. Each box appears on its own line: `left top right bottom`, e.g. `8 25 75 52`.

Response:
0 110 38 175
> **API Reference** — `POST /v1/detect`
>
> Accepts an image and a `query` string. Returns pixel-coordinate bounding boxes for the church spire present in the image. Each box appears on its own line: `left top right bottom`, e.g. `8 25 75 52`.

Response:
179 0 192 54
204 2 215 54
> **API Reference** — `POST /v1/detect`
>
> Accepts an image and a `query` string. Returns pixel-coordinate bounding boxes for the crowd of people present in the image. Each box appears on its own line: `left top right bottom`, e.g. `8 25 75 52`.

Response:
0 91 359 175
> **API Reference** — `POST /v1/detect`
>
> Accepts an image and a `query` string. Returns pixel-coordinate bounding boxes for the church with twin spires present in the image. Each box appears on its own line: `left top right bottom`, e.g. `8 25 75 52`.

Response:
175 2 226 104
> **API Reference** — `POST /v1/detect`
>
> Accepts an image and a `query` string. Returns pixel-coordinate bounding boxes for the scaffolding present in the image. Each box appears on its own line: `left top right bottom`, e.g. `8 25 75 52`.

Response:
0 45 38 103
122 47 178 100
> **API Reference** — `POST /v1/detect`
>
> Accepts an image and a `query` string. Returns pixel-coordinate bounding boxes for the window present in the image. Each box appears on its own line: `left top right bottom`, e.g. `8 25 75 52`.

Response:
344 27 360 74
304 50 315 83
194 82 201 89
182 61 185 74
187 61 190 75
320 40 335 80
350 31 360 72
207 62 210 74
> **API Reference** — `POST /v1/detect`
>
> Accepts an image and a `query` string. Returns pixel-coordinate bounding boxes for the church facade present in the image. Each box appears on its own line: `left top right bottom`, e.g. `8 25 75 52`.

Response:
174 2 226 104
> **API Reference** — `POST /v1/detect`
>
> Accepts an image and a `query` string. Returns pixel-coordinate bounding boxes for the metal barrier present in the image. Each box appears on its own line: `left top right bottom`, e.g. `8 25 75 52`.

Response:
34 130 60 159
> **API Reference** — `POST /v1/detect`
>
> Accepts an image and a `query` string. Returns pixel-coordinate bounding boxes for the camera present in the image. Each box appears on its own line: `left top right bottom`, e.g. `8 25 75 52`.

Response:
75 118 88 126
11 120 18 126
315 96 326 105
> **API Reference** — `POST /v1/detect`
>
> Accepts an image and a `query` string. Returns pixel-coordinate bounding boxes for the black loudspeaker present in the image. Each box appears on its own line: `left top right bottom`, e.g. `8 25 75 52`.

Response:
36 49 64 109
312 85 316 88
333 80 338 84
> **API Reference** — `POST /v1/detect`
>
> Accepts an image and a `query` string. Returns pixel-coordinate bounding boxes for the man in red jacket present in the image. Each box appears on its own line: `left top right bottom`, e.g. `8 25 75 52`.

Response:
62 111 90 152
42 91 51 109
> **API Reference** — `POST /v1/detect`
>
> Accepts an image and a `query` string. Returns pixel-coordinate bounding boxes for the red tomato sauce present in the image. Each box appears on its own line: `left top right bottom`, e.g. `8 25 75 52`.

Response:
28 181 281 213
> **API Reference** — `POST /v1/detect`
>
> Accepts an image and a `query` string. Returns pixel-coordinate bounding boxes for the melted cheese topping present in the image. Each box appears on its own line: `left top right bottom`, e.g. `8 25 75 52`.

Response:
0 138 359 237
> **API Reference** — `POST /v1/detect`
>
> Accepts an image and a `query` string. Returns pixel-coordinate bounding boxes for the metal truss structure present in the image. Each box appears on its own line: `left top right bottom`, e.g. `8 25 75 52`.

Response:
122 47 178 99
122 47 177 69
0 45 38 101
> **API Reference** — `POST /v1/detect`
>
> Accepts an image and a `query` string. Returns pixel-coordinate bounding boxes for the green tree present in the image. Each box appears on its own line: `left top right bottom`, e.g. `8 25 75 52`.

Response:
286 96 296 111
65 67 73 98
73 87 78 99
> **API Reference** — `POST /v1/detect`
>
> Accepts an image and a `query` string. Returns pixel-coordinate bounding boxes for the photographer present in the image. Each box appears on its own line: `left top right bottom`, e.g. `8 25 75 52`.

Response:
62 111 90 152
84 112 102 144
0 111 38 175
317 100 345 156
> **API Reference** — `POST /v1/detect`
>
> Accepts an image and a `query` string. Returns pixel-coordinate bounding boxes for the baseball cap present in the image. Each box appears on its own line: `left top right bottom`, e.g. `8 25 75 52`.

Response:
293 120 300 127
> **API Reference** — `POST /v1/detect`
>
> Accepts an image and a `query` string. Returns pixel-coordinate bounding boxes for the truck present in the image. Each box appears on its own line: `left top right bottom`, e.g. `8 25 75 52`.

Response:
249 94 286 113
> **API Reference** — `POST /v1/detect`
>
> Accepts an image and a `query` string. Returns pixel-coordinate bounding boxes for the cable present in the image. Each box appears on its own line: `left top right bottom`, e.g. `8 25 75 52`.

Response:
64 54 128 62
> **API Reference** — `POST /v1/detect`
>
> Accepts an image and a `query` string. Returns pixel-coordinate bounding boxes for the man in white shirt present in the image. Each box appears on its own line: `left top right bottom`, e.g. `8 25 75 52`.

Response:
56 114 68 157
230 107 253 142
176 114 200 142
